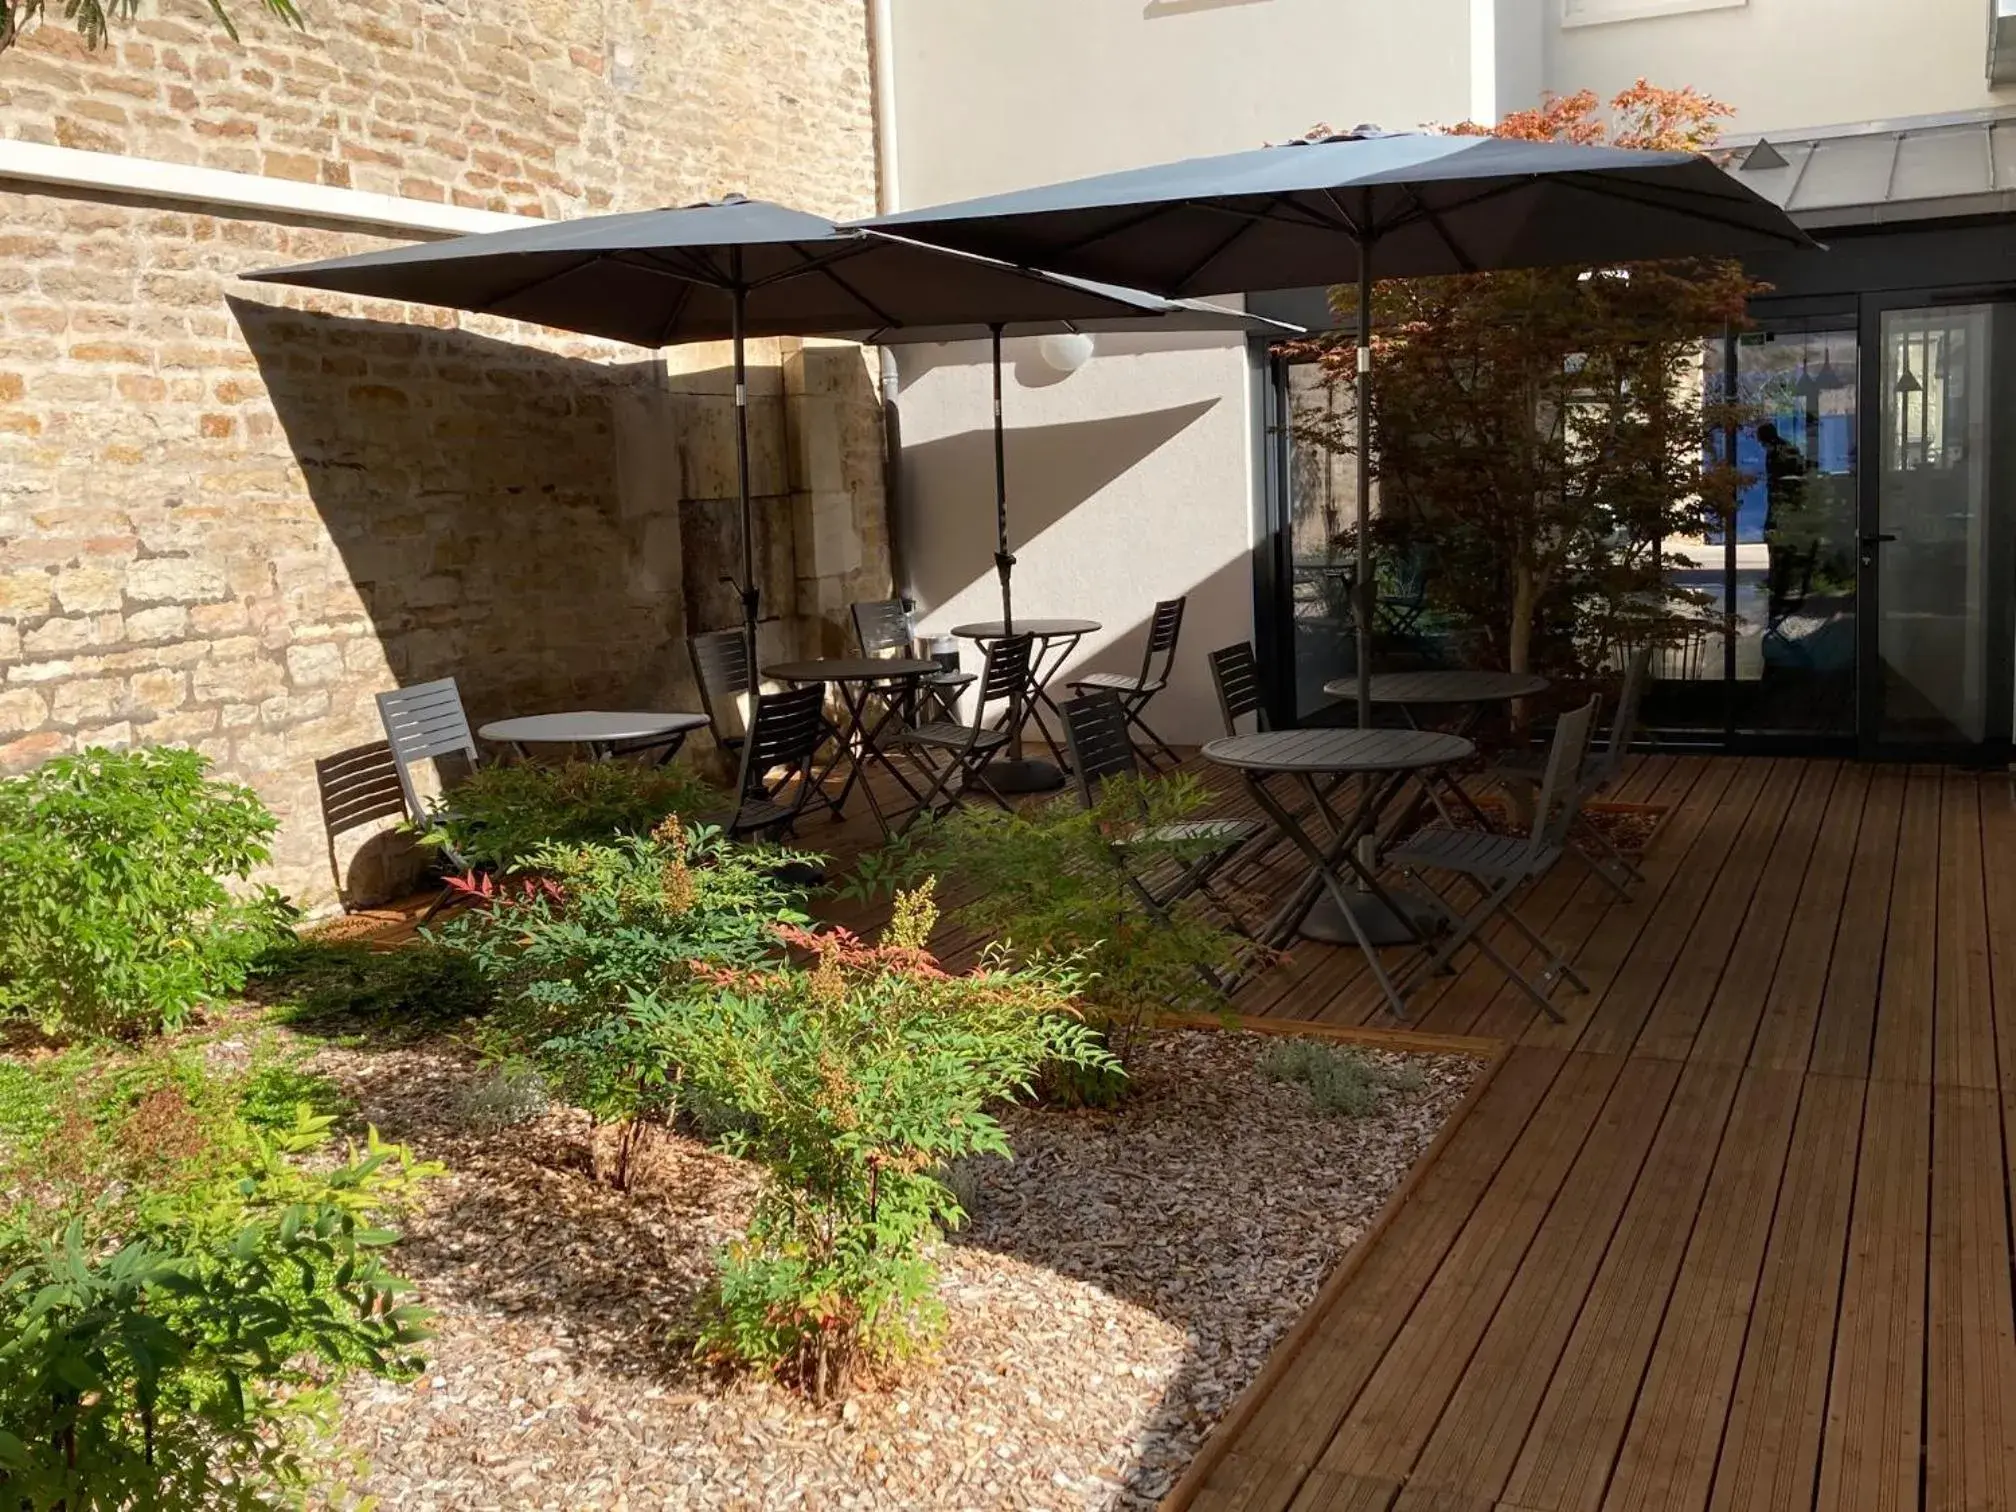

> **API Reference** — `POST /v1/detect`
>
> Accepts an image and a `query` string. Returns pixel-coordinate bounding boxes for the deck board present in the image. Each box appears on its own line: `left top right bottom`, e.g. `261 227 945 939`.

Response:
1703 1072 1864 1512
1498 1059 1743 1512
803 753 2015 1512
1814 1077 1931 1512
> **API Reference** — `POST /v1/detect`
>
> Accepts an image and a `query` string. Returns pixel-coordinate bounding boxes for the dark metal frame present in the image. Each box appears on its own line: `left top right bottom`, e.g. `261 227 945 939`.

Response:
1249 217 2016 763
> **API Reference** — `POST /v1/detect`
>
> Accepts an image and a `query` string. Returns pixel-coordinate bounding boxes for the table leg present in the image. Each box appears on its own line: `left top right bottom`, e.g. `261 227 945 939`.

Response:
1240 768 1419 1019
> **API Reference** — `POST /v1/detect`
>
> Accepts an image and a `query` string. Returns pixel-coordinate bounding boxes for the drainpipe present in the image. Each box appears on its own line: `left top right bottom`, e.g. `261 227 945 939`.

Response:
867 0 912 602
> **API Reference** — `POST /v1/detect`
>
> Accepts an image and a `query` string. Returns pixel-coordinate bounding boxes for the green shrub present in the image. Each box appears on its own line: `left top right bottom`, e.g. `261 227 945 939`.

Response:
852 772 1249 1101
0 748 295 1039
438 818 812 1184
1260 1037 1427 1118
0 1044 435 1509
251 937 493 1043
418 759 723 873
642 885 1113 1399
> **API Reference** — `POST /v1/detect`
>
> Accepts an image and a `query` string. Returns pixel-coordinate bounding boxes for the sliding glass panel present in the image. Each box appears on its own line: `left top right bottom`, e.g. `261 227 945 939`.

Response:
1874 304 1999 745
1285 359 1361 720
1729 325 1860 735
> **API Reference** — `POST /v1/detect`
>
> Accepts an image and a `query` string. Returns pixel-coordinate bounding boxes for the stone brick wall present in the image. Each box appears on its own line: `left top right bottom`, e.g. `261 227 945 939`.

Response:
0 0 890 910
0 0 877 222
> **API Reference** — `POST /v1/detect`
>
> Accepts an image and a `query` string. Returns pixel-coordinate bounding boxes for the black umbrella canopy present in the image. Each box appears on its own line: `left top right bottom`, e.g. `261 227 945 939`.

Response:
246 196 1192 669
835 275 1302 345
858 131 1816 298
244 194 1168 347
866 129 1815 733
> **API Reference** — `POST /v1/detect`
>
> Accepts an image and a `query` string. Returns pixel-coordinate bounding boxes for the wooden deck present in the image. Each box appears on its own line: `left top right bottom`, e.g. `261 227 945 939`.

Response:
815 753 2016 1512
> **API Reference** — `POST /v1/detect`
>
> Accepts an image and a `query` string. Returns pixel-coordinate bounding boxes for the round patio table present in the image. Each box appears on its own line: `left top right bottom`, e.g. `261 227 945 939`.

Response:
1202 727 1474 1018
477 710 709 764
763 656 940 836
1328 669 1549 830
948 618 1102 793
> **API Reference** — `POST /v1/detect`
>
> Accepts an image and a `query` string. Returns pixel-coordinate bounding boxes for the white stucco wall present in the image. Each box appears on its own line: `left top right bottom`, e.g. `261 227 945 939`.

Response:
894 332 1258 744
885 0 1485 745
1547 0 2016 136
889 0 1480 208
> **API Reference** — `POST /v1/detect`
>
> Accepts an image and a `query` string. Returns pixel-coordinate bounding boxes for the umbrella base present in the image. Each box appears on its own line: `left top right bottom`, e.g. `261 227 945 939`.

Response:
988 757 1066 794
1300 885 1436 947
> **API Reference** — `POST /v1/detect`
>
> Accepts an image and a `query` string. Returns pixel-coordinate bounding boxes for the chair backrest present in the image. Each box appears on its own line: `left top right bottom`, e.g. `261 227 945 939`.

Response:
1060 691 1139 807
314 740 409 905
1209 642 1267 736
851 598 914 658
1137 596 1186 684
374 678 478 825
1592 646 1652 787
688 628 754 743
975 633 1034 719
732 681 827 811
1528 695 1601 858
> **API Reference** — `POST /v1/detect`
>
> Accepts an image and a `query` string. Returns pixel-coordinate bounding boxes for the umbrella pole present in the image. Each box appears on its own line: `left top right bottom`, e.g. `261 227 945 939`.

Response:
731 267 760 670
1301 230 1433 950
1353 239 1374 730
991 323 1014 632
984 322 1062 795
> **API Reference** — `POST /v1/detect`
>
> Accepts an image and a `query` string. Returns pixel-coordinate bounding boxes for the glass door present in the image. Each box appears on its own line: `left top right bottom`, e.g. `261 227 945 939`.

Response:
1865 302 2016 750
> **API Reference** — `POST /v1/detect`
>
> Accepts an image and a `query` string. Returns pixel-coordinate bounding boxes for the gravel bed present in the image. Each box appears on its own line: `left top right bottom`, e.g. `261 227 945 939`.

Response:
315 1028 1481 1510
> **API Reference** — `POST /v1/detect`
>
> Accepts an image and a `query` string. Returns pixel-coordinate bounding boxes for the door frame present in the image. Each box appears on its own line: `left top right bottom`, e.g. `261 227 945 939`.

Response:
1855 286 2016 761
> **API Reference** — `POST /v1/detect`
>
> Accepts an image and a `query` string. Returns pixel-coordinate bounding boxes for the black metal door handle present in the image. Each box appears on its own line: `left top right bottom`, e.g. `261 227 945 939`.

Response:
1861 533 1898 545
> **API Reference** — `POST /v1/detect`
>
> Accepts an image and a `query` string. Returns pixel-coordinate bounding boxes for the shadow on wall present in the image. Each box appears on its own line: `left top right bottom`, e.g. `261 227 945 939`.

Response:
238 298 716 726
1042 548 1259 740
898 399 1218 617
234 299 890 906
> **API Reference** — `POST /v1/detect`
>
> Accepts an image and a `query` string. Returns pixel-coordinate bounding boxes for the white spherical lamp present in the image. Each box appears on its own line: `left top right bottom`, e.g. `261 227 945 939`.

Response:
1036 331 1095 375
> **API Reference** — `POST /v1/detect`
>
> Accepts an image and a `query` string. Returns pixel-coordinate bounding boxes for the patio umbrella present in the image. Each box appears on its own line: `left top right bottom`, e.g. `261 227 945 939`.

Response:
861 128 1816 725
841 288 1300 790
243 196 1187 666
840 285 1300 632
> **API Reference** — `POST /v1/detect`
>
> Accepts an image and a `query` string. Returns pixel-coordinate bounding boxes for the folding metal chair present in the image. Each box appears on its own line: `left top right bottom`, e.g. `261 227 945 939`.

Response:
852 597 973 723
1208 640 1269 736
1061 692 1260 974
1376 548 1432 643
1065 595 1185 769
711 682 828 841
374 677 481 917
1388 696 1601 1021
884 633 1031 831
687 627 754 761
314 740 410 912
1487 646 1651 897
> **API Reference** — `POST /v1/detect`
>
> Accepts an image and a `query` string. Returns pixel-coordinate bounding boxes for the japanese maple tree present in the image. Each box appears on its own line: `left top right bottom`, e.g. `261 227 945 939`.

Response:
1295 82 1761 676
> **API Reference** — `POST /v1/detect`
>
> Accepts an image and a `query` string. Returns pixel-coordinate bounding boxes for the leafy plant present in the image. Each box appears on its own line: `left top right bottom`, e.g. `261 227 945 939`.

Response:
1290 83 1761 678
642 885 1113 1399
0 0 301 57
1260 1037 1426 1118
0 1044 435 1509
417 759 723 874
853 772 1251 1101
0 748 295 1040
251 937 493 1044
438 818 812 1186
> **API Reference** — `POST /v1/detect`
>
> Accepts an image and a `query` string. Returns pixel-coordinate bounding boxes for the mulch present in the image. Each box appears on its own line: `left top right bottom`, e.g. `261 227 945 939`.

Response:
309 1027 1482 1510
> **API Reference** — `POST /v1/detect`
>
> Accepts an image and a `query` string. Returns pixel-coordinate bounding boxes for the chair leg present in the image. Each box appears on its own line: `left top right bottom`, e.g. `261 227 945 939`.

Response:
1575 811 1645 889
1398 870 1578 1019
1122 697 1181 770
892 746 962 833
1564 835 1634 899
